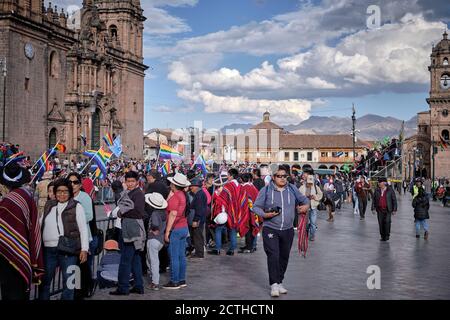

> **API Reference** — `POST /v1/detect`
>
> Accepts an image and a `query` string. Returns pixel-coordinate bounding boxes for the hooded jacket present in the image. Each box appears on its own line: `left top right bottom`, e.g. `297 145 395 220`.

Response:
412 194 430 220
253 181 310 231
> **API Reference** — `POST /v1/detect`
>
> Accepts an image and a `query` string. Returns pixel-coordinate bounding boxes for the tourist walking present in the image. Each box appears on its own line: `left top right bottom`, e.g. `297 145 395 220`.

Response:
300 175 323 241
412 188 430 239
355 176 371 220
371 178 397 242
253 166 310 297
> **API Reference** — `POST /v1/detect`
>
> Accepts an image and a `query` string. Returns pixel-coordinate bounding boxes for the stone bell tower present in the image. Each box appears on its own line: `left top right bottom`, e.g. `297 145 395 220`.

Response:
93 0 147 158
427 31 450 178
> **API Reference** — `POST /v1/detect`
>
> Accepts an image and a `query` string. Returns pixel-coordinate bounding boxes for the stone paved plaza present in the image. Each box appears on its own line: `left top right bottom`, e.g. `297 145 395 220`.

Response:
91 194 450 300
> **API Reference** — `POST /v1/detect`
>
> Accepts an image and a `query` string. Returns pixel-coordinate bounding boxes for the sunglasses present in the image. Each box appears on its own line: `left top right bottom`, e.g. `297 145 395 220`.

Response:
275 175 288 179
70 180 81 185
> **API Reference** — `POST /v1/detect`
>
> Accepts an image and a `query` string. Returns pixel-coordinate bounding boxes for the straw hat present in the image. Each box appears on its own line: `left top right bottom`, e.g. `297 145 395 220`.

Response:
167 172 191 187
145 192 168 210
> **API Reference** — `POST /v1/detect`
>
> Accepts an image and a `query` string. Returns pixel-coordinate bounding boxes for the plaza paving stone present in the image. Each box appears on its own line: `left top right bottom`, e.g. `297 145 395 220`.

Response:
91 194 450 300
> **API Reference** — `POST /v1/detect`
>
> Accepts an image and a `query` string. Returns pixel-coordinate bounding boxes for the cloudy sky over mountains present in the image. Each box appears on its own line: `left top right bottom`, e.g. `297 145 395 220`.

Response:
54 0 450 129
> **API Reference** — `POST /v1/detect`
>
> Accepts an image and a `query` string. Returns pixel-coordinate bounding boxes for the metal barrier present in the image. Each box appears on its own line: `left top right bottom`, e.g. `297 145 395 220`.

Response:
31 216 117 300
94 187 115 205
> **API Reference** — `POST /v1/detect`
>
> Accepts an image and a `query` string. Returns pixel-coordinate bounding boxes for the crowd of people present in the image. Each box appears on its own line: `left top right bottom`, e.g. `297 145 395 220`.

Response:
0 151 447 300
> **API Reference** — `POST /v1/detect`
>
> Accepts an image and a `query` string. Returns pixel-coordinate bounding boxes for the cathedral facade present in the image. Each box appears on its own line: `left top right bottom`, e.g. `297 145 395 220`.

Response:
0 0 147 160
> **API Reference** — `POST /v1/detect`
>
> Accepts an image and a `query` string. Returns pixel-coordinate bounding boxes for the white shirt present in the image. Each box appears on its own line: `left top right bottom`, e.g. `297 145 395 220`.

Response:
41 202 89 252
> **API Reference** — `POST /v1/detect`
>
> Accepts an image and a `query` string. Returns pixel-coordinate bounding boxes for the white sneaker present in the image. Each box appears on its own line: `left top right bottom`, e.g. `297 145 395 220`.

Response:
278 283 288 294
270 283 280 297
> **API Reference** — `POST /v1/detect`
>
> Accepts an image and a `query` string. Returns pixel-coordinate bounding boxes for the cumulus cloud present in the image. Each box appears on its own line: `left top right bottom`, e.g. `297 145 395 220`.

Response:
169 14 446 104
176 87 312 124
152 105 195 113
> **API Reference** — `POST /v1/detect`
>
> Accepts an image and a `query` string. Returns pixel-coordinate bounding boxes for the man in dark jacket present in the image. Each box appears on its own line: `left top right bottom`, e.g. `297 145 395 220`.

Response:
412 188 430 239
188 178 208 259
371 178 397 241
252 168 265 191
110 171 145 296
145 170 170 273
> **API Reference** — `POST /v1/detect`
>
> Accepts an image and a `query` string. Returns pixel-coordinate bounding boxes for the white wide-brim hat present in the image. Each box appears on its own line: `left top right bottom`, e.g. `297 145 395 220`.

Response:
145 192 168 210
167 172 191 188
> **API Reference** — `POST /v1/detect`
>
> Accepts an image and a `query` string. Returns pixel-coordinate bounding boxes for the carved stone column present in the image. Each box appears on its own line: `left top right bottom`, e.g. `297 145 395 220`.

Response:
72 111 78 152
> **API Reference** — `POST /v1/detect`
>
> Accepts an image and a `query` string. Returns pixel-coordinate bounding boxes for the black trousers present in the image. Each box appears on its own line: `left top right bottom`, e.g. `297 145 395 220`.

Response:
205 209 213 244
0 255 29 301
377 210 392 239
192 223 205 257
262 227 294 285
159 246 169 272
358 196 368 218
140 217 150 273
245 230 255 250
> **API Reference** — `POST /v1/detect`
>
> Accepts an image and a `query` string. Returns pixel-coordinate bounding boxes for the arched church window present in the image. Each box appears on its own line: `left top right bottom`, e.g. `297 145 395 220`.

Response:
442 130 450 141
109 25 118 40
49 128 57 149
92 109 101 150
49 51 60 78
444 58 449 66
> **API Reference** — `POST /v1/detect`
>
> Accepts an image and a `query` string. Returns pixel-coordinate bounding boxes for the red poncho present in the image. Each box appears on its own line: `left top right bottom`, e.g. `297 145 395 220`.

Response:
241 183 261 237
213 181 250 237
0 188 45 288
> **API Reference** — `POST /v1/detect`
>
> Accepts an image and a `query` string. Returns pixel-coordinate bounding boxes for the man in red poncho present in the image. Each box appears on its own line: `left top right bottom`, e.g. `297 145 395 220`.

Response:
208 168 250 256
239 173 260 253
0 162 44 300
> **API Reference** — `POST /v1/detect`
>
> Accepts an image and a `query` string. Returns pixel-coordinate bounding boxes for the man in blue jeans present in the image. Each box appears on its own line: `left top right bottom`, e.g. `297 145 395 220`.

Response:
110 171 145 296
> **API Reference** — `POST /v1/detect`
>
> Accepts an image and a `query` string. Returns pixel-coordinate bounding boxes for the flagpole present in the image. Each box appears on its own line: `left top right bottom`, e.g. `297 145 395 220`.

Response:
79 148 101 174
30 141 60 184
154 145 161 169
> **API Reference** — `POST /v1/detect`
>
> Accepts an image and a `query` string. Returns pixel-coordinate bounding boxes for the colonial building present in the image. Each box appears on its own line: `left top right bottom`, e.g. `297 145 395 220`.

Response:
402 111 431 179
403 31 450 179
0 0 147 159
220 111 367 169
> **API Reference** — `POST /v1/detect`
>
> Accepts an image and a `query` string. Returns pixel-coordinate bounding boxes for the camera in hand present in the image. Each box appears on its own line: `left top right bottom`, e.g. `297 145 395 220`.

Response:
264 206 282 216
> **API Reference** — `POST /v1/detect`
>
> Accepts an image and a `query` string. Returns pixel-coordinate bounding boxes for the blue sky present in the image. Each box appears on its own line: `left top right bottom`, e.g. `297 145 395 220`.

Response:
56 0 449 129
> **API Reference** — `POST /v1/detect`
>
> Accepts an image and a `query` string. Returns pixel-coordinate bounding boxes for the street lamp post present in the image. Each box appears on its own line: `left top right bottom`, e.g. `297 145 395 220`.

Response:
0 58 7 142
413 147 417 180
432 139 436 200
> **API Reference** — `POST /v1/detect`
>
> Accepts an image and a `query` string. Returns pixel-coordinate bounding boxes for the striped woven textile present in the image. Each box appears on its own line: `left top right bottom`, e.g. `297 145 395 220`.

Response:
0 188 44 288
298 214 308 258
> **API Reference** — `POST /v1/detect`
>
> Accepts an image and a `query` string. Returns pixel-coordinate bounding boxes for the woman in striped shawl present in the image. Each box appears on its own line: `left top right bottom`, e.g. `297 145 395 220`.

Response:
0 163 44 300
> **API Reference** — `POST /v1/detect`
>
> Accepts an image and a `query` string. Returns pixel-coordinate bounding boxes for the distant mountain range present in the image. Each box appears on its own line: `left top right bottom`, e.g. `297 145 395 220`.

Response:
221 114 418 141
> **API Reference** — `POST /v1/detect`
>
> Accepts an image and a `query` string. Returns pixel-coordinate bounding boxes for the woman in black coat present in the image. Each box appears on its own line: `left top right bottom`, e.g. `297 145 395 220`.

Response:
412 188 430 240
